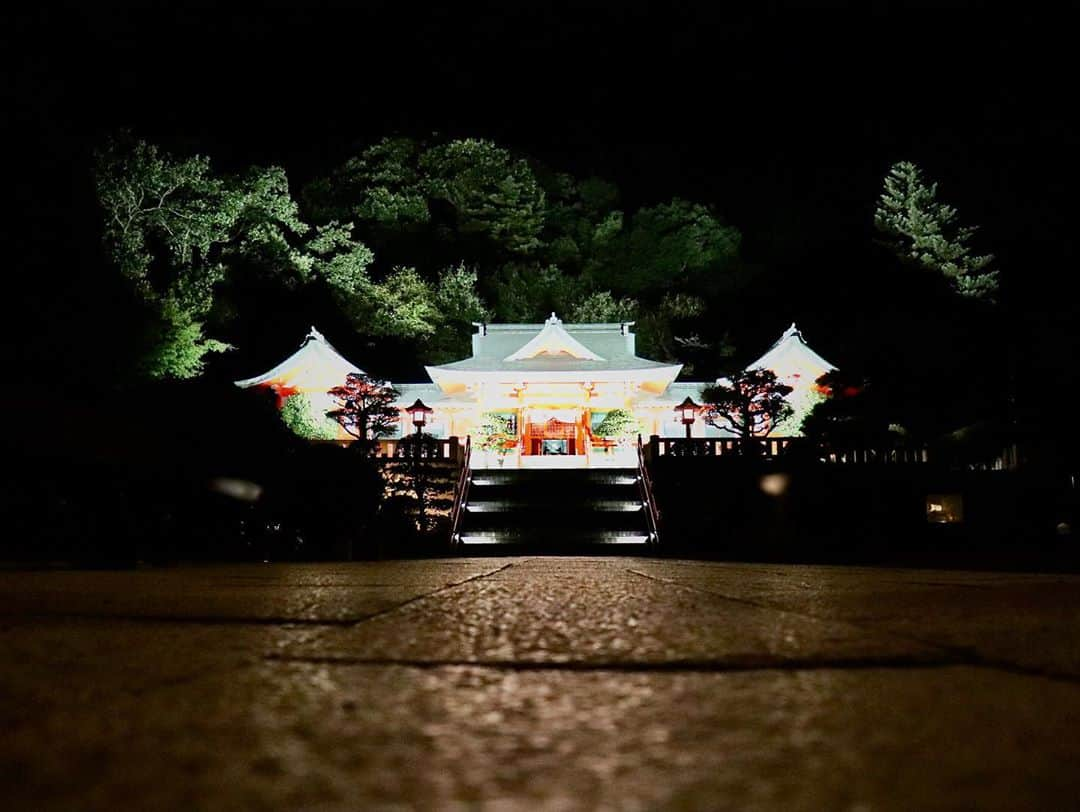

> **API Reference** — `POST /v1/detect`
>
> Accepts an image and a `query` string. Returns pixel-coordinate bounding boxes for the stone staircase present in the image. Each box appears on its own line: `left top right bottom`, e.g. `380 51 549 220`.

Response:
456 468 653 552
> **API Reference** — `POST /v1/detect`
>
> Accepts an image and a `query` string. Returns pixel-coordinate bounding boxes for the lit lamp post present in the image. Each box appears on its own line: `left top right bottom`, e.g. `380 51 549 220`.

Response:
405 398 434 532
675 396 699 440
406 398 434 439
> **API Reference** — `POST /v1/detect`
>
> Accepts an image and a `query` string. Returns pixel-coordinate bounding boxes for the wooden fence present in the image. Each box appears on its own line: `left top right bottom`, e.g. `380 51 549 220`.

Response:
374 436 466 463
644 436 931 464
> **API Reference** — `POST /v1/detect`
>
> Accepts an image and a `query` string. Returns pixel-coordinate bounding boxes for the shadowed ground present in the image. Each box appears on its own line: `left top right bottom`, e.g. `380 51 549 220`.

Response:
1 558 1079 810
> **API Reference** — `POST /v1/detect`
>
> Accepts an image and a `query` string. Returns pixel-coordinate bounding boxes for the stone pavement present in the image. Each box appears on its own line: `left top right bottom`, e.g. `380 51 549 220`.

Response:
1 558 1079 810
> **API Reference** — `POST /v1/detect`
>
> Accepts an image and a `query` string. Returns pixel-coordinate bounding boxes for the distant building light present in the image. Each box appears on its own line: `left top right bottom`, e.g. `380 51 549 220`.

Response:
926 493 963 524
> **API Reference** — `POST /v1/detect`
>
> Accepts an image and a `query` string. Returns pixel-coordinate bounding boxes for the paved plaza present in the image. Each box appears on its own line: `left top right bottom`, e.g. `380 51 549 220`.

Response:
1 558 1079 810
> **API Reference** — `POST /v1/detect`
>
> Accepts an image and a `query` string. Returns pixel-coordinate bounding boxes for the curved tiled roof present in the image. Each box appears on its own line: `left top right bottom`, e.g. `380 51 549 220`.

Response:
234 327 364 391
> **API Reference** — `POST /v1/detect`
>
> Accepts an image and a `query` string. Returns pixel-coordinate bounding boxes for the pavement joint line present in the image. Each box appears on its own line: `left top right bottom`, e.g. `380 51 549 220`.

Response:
626 565 980 655
344 561 517 626
625 567 1080 685
625 566 877 622
260 652 967 674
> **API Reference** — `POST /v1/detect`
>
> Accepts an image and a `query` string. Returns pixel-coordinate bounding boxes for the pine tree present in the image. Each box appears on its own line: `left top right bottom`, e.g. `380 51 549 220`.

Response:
874 161 998 302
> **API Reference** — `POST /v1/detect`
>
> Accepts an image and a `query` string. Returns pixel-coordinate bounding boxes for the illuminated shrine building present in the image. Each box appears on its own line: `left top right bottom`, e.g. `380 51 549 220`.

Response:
235 315 836 462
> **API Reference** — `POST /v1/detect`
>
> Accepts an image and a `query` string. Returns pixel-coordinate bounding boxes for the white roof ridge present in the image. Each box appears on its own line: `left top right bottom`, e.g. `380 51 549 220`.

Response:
503 314 606 362
746 322 836 375
234 326 365 389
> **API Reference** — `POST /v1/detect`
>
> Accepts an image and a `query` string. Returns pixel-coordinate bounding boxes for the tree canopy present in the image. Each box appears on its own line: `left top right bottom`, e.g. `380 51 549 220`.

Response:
701 369 794 440
95 136 308 377
325 373 400 451
874 161 998 302
94 132 1010 452
99 134 750 380
300 136 745 367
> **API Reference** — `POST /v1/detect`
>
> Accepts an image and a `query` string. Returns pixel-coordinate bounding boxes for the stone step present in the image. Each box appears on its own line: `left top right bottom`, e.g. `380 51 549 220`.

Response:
456 467 652 548
466 482 641 500
457 529 653 550
469 469 639 486
463 509 646 532
465 499 644 514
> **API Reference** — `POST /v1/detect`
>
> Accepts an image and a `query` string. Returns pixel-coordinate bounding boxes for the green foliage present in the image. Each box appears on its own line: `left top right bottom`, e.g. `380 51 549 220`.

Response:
420 139 545 254
306 221 376 297
536 171 623 274
367 267 439 339
423 264 491 363
280 393 340 440
586 199 740 296
98 133 747 383
591 408 641 439
701 369 794 440
874 161 998 302
140 300 232 379
773 384 827 437
488 263 583 323
96 135 311 378
475 412 516 455
567 290 638 324
302 137 746 370
304 137 430 228
578 177 620 216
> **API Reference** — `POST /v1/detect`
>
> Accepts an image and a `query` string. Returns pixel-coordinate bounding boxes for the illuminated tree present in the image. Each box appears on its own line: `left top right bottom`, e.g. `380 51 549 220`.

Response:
475 413 517 464
307 136 545 256
592 409 641 440
364 267 439 339
302 137 745 371
280 393 340 441
326 373 400 452
419 139 546 254
701 369 794 450
424 264 491 363
568 290 638 324
303 137 430 228
95 135 383 379
874 161 998 301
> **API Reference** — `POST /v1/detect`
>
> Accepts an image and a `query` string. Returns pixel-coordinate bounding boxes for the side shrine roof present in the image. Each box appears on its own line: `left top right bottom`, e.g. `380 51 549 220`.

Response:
426 314 682 385
233 327 365 392
744 323 837 382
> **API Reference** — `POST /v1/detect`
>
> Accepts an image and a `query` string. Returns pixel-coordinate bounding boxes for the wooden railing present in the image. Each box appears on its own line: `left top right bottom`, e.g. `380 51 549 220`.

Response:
448 436 472 545
375 436 465 462
636 434 661 544
647 436 931 464
652 437 795 458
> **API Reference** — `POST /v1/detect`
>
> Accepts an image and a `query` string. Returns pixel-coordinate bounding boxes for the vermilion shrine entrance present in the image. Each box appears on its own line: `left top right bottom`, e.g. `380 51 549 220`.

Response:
522 408 585 456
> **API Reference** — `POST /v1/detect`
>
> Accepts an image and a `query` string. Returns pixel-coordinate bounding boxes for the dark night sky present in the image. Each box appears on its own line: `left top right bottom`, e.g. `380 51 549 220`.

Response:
6 2 1078 385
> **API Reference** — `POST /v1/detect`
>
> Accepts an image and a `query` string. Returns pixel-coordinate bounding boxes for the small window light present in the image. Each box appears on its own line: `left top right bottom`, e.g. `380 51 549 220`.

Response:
926 493 963 524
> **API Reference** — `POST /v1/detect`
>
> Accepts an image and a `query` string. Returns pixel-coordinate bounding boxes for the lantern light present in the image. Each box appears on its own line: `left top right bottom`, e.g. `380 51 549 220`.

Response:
407 398 434 429
675 396 700 439
675 396 699 425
